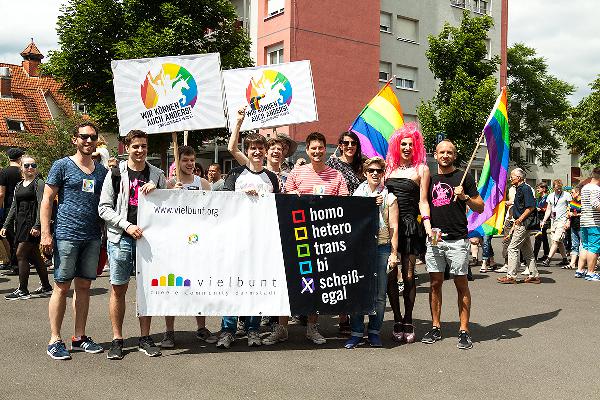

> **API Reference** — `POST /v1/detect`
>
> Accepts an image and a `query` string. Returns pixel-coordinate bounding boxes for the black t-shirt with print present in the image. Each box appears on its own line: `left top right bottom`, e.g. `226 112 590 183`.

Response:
428 169 479 240
126 165 150 226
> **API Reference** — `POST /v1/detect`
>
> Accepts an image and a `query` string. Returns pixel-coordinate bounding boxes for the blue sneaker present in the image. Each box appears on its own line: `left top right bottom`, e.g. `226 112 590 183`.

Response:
71 336 104 353
584 273 600 282
368 333 383 347
47 340 71 360
344 336 362 349
574 270 587 278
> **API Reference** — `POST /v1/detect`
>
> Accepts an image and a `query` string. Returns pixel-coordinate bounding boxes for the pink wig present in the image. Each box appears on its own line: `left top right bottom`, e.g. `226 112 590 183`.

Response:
384 122 426 178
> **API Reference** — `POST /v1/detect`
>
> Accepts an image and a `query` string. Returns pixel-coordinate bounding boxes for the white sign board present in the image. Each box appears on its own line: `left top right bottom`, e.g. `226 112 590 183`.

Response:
136 190 291 316
222 60 318 131
111 53 227 136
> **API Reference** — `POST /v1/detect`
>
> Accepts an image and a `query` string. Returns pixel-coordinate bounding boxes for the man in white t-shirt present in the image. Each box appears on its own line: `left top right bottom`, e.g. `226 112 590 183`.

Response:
541 179 571 267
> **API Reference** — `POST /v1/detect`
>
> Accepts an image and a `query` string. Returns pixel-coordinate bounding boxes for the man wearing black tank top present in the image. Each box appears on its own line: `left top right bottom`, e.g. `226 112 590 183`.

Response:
421 140 483 350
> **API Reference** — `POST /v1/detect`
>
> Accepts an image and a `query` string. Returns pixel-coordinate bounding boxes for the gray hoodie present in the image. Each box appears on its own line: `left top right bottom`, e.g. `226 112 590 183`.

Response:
98 160 166 243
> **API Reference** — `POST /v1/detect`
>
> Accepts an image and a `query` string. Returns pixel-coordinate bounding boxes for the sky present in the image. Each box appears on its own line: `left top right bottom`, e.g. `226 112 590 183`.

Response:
1 0 598 104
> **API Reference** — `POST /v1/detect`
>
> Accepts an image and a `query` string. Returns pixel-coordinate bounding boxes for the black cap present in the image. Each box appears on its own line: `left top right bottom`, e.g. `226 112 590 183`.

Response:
6 148 24 161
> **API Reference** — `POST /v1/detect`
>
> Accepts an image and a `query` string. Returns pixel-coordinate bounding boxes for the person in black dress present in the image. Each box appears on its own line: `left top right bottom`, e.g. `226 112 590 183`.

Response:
384 123 432 343
1 155 51 300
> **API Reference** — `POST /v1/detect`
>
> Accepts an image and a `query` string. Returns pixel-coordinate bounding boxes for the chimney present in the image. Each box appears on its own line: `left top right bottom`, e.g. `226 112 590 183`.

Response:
20 39 44 77
0 67 11 98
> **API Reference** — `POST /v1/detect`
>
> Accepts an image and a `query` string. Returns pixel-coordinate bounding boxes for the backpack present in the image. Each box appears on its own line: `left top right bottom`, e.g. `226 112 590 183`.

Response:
111 166 121 206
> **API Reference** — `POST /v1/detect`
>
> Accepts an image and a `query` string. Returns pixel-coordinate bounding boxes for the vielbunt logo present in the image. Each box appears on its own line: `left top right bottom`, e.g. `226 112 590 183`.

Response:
188 233 199 244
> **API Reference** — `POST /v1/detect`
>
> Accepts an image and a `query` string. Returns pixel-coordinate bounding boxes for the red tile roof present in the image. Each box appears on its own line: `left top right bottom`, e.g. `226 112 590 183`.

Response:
20 41 44 59
0 59 72 147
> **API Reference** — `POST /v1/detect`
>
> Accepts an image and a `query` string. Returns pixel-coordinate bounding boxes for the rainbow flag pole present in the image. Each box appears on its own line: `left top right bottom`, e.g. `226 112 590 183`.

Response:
349 76 404 159
467 86 510 237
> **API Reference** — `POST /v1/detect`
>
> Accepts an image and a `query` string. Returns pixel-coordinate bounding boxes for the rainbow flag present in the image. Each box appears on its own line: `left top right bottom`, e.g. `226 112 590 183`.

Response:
569 200 581 214
349 82 404 158
468 87 510 237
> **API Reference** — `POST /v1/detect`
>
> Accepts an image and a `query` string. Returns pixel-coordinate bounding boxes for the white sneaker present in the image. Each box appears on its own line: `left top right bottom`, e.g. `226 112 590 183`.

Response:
495 265 508 273
306 323 326 345
479 260 489 273
262 324 288 345
521 267 530 275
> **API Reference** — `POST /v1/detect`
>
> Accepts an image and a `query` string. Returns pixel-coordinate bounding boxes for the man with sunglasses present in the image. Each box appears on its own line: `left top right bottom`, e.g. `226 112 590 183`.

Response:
41 122 108 360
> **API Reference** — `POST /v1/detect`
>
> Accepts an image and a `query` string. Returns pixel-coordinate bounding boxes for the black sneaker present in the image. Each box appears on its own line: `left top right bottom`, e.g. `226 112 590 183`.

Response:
558 258 569 266
107 339 124 360
139 336 161 357
457 330 473 350
30 285 53 298
421 327 442 344
5 289 31 300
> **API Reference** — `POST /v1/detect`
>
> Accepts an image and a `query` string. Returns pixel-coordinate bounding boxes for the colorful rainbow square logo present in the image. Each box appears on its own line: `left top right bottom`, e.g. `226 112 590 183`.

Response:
151 273 191 287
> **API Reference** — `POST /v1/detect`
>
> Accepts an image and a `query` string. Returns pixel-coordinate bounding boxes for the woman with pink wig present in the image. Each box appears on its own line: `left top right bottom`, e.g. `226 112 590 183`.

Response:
384 122 432 344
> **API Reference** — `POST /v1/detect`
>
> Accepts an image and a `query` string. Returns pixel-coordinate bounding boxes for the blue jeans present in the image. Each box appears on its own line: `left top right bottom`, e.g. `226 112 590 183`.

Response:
221 316 261 334
349 243 389 337
53 239 101 282
107 235 135 285
482 235 494 260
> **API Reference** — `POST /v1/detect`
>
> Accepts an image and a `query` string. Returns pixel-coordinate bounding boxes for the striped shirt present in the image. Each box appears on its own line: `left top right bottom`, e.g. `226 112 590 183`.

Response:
580 183 600 227
284 164 349 195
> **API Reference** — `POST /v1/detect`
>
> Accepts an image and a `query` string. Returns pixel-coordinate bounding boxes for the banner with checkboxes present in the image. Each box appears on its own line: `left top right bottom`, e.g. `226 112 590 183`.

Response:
136 191 378 316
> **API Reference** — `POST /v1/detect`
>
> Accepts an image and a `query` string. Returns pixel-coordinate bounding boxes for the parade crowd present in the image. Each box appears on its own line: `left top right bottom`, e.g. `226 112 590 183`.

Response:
1 110 599 360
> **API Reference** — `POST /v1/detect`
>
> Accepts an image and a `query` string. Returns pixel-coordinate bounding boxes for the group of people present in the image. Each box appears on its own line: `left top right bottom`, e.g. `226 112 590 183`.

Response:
1 112 598 361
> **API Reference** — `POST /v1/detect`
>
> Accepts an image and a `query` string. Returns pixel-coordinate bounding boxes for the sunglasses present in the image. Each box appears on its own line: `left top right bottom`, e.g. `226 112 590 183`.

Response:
367 168 383 174
78 134 99 141
23 163 37 169
340 140 357 147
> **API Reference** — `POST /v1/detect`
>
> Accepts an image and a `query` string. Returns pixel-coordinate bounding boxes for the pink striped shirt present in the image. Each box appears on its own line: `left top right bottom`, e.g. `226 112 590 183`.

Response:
284 164 349 196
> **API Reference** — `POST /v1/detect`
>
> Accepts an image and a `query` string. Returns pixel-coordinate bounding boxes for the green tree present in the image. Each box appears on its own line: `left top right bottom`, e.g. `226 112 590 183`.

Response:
507 43 574 167
561 76 600 167
418 11 499 165
43 0 252 146
18 115 90 177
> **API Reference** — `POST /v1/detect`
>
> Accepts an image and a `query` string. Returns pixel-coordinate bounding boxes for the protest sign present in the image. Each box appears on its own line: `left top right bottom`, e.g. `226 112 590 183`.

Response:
111 53 227 136
136 191 378 316
274 195 378 315
222 60 318 131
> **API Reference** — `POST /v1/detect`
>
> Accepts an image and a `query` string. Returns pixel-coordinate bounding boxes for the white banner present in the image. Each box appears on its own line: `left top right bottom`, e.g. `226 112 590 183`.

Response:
111 53 227 136
136 190 291 316
222 60 318 131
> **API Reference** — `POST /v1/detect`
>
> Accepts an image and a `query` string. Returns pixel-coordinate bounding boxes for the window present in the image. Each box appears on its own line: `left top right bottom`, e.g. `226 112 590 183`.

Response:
380 12 392 33
526 148 536 163
267 0 284 17
397 17 418 43
484 39 492 60
6 119 25 131
473 0 489 14
266 44 284 65
379 62 391 82
395 65 417 90
73 102 88 114
451 0 468 8
511 146 521 161
526 178 537 188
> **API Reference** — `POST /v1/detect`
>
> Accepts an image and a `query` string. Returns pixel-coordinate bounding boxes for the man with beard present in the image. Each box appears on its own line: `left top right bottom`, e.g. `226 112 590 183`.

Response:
41 122 108 360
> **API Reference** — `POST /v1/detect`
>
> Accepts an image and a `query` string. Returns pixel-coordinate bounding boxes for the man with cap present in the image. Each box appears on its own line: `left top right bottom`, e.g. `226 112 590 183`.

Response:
0 148 24 274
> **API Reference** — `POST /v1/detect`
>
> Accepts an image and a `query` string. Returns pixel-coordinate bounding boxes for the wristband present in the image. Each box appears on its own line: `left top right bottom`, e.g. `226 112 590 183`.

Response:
421 215 430 221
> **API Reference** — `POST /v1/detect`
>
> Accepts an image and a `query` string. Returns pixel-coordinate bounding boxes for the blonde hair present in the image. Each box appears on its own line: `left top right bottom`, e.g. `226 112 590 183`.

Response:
20 154 37 179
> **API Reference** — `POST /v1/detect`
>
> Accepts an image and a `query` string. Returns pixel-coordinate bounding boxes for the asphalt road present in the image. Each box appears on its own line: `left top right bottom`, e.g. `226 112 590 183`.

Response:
1 238 599 400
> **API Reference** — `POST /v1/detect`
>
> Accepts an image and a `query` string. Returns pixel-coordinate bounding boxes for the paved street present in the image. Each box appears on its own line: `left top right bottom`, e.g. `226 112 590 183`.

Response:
1 238 599 399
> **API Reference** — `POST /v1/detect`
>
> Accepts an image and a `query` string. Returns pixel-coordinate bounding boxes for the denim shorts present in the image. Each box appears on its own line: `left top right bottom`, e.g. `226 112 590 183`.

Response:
54 239 101 282
107 235 136 285
425 238 470 276
581 226 600 254
571 228 581 255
